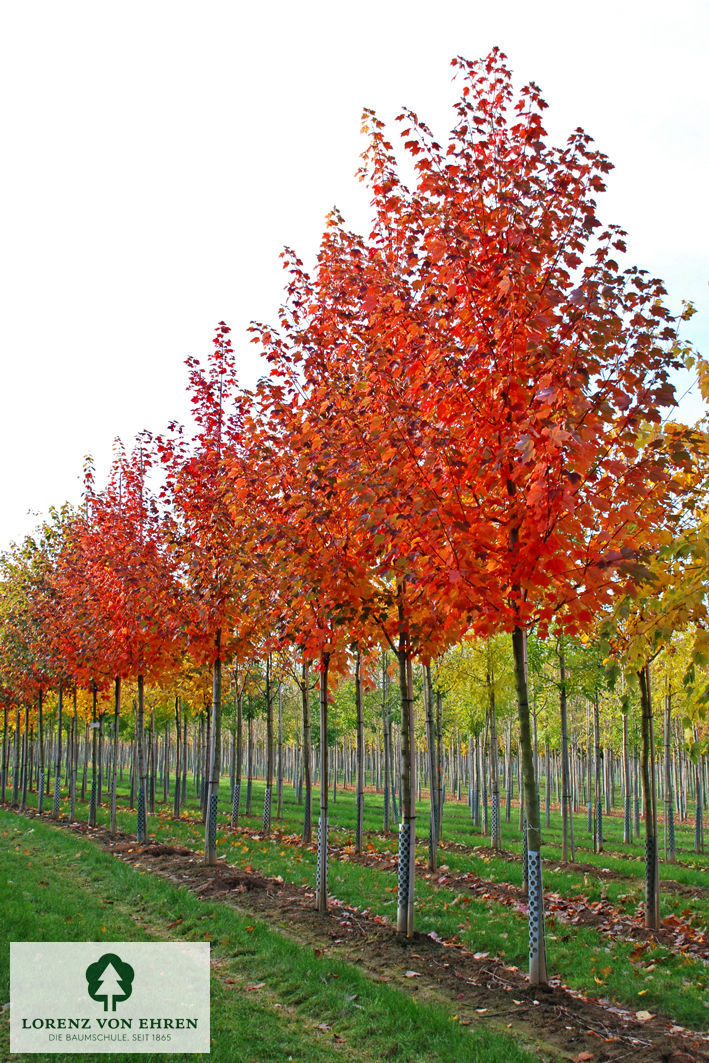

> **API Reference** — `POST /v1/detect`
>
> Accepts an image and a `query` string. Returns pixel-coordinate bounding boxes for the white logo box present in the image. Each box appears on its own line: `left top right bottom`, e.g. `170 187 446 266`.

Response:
11 942 210 1054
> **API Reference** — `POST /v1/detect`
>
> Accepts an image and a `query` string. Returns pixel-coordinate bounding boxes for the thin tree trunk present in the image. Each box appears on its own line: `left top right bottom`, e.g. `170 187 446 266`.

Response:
136 675 148 843
558 640 573 861
89 683 98 826
355 647 365 854
276 682 284 820
424 664 439 868
231 680 243 828
37 689 45 814
382 653 392 833
316 652 330 913
512 626 547 986
174 697 182 819
263 655 274 834
639 663 660 930
622 711 631 843
488 673 501 850
301 661 312 843
664 690 676 863
205 629 222 865
52 688 63 817
396 593 416 938
110 678 120 833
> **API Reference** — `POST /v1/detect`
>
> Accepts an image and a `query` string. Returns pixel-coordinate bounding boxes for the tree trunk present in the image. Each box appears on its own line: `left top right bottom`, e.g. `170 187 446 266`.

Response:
487 654 501 849
664 691 676 863
593 695 603 853
301 661 313 843
89 684 98 827
382 653 392 833
110 678 120 833
622 711 631 843
37 689 45 815
231 680 243 828
355 647 365 854
136 675 148 843
396 602 416 938
639 663 660 930
424 664 439 868
263 655 274 834
174 697 182 819
558 640 573 862
316 652 330 913
512 626 547 986
52 688 63 818
276 683 284 820
205 629 222 865
69 693 78 822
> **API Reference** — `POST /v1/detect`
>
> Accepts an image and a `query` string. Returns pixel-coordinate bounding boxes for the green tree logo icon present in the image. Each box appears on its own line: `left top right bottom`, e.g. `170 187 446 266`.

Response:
85 953 135 1012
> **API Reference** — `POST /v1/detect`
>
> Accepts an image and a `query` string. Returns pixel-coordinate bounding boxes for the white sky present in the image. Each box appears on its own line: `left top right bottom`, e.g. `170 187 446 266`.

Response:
1 0 707 548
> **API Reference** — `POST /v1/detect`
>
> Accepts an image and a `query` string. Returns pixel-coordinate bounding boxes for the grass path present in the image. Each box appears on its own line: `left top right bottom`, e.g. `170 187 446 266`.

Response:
0 808 539 1063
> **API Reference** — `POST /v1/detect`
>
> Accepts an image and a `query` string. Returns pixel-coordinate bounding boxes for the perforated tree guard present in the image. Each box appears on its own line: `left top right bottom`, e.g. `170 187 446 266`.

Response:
667 804 676 856
316 815 328 897
231 781 241 825
89 776 97 825
491 793 500 845
207 791 218 853
37 770 44 814
397 821 411 911
527 847 546 981
596 800 603 847
696 803 703 851
137 785 146 843
624 796 632 841
262 786 272 834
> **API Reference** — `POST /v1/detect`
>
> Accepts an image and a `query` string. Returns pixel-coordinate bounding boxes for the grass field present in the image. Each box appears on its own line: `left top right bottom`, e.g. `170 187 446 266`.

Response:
2 772 708 1061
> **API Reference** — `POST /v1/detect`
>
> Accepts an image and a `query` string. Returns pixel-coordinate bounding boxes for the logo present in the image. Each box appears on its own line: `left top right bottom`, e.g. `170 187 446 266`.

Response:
85 953 135 1012
11 942 210 1053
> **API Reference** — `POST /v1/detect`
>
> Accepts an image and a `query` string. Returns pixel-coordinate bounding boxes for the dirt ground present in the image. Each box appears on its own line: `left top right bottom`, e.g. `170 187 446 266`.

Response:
50 816 709 1063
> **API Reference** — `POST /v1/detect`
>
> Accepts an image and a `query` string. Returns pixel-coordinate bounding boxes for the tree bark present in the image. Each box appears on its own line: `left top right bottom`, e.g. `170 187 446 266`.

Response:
231 676 243 828
355 647 365 854
89 683 98 826
37 690 45 815
512 626 547 985
301 660 313 843
205 629 222 865
174 697 182 819
638 663 660 929
109 678 120 832
316 651 330 913
263 655 274 834
52 688 63 818
396 593 416 938
136 675 148 843
488 672 501 850
424 664 439 868
664 690 676 863
558 639 573 861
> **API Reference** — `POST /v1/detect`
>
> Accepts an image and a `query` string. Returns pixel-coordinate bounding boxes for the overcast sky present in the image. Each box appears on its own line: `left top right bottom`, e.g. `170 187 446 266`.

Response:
1 0 707 548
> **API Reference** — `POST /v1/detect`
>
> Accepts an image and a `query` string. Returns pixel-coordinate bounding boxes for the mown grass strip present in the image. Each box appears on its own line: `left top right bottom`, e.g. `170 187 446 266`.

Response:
0 809 536 1063
40 776 709 1030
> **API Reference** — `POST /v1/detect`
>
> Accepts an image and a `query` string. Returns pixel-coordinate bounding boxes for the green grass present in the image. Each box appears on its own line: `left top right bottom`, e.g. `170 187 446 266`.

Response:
0 809 537 1063
12 768 709 1030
